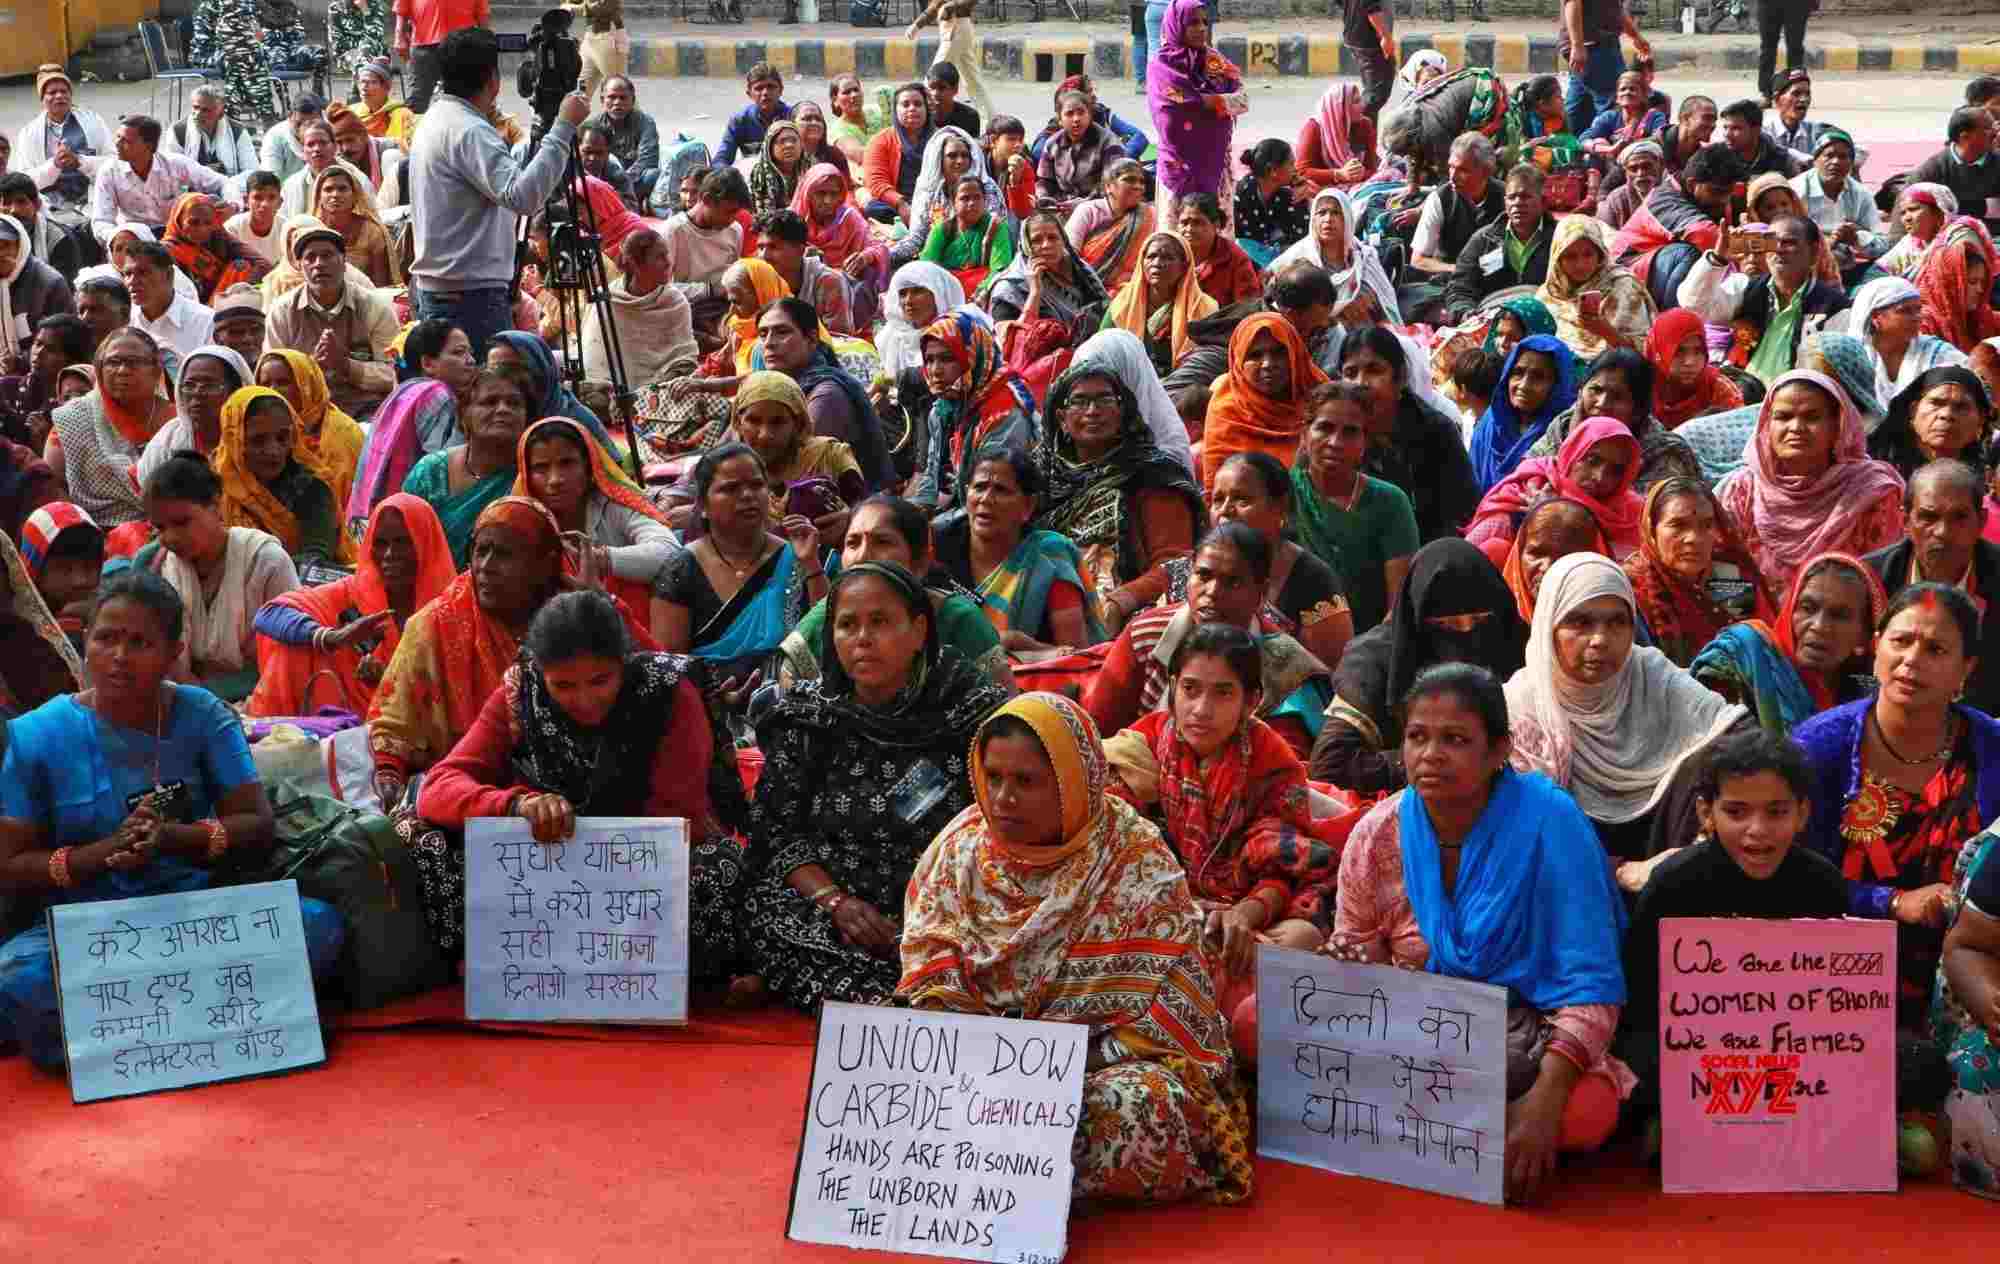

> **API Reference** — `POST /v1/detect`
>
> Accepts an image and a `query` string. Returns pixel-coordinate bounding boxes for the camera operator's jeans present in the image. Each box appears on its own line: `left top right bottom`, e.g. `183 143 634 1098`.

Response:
1563 41 1624 137
409 43 443 114
414 286 514 362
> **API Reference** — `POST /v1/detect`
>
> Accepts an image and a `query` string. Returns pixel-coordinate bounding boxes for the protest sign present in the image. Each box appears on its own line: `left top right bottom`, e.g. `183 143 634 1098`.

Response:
49 879 325 1103
788 1001 1086 1263
1658 917 1897 1193
464 816 690 1024
1256 945 1508 1205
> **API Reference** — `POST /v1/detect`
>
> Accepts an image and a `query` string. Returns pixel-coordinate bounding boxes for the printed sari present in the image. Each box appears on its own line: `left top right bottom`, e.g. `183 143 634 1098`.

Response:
163 193 262 303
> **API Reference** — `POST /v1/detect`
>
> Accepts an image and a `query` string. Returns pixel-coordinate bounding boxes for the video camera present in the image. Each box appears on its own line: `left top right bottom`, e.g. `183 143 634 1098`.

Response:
499 7 583 138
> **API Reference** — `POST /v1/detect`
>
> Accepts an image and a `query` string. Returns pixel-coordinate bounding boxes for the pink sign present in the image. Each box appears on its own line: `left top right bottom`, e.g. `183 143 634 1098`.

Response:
1657 917 1898 1194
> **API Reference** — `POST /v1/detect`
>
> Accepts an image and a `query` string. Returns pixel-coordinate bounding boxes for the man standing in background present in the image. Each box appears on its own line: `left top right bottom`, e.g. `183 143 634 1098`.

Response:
1561 0 1650 137
394 0 490 115
1345 0 1398 122
577 0 629 104
907 0 995 128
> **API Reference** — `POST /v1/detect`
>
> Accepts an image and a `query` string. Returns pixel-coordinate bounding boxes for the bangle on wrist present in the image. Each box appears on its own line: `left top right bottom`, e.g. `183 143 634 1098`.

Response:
49 846 74 889
203 819 228 861
799 882 835 904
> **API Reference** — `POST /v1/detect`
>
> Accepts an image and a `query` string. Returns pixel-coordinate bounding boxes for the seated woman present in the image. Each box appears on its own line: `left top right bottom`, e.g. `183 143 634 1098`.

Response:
1850 276 1967 416
779 495 1012 692
897 126 1006 268
933 444 1104 658
1937 826 2000 1198
134 344 252 493
368 497 652 808
309 162 394 289
1111 450 1352 671
913 310 1037 511
20 501 102 653
247 493 456 718
512 417 680 616
918 175 1015 296
403 367 535 569
1506 552 1748 874
1715 369 1906 593
162 193 264 304
489 332 617 457
900 690 1255 1206
1467 417 1645 562
1036 362 1205 606
1869 367 1995 481
1337 326 1483 542
1036 90 1119 217
1290 381 1420 636
1678 332 1883 487
794 102 849 176
650 442 827 684
873 263 963 393
1231 139 1309 271
213 387 348 567
791 162 889 301
348 320 479 533
1271 189 1401 324
1175 193 1261 309
0 530 84 716
1876 184 1954 280
749 119 808 219
1313 539 1528 794
122 452 299 703
1103 232 1216 381
1793 582 2000 1025
744 560 1008 1011
0 570 345 1071
1917 216 2000 354
1579 70 1666 165
1691 551 1884 735
1066 158 1154 295
256 350 366 516
409 590 746 969
1500 497 1613 624
1524 347 1700 492
1296 83 1377 191
587 229 698 393
986 211 1111 330
1331 662 1631 1203
1537 215 1656 362
1469 335 1579 493
1199 313 1328 493
1085 523 1330 758
1622 477 1775 667
861 83 934 226
1647 309 1743 429
1616 729 1849 1113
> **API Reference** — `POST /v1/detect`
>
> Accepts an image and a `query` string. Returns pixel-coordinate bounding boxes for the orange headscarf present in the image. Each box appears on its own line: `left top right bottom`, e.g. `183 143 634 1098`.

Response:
1197 313 1330 493
1104 232 1218 369
511 416 673 613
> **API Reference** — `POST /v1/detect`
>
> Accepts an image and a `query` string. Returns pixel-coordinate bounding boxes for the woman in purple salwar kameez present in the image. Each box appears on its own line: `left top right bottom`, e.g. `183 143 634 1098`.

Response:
1145 0 1244 231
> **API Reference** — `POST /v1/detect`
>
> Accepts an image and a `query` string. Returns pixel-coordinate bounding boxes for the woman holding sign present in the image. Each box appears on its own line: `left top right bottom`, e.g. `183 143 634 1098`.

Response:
901 691 1256 1205
1329 662 1631 1204
0 570 346 1070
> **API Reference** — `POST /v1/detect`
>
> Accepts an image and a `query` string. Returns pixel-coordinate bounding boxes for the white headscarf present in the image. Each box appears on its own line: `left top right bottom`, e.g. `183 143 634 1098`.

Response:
908 126 1005 231
1504 553 1744 824
1848 275 1967 414
1388 50 1449 114
1271 187 1403 325
0 213 31 353
76 223 200 304
1071 328 1196 475
876 263 966 380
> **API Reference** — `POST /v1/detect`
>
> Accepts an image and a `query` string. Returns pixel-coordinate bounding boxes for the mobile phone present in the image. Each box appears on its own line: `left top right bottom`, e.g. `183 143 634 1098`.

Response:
1578 292 1602 320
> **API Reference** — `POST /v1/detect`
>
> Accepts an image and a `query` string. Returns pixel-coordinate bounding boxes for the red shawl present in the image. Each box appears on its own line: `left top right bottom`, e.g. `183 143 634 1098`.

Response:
1917 217 2000 352
1648 308 1743 429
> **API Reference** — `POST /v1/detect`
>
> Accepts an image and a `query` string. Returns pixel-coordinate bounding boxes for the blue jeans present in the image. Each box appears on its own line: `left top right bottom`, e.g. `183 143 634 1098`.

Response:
413 285 515 362
1138 0 1169 86
0 898 346 1071
1563 41 1625 137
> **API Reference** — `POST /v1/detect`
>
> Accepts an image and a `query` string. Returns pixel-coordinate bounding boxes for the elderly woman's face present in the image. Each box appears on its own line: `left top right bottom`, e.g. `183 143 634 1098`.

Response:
1142 236 1187 296
97 334 160 408
899 285 939 328
735 399 803 470
770 128 801 166
1312 197 1345 248
1914 381 1987 459
1519 505 1601 601
1766 381 1840 474
1506 350 1558 418
1552 594 1635 685
1789 566 1869 675
471 524 556 618
177 355 234 430
831 574 929 704
1241 329 1292 399
809 181 844 223
941 138 972 181
1653 491 1719 584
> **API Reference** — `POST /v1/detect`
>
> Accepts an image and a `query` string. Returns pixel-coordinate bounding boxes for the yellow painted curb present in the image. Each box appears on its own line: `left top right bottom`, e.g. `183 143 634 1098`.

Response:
1819 42 1858 72
823 41 856 74
1887 42 1925 72
1307 32 1341 76
702 38 737 75
1493 33 1527 73
763 42 797 75
1431 32 1464 69
1245 36 1281 76
1962 45 2000 72
884 39 916 76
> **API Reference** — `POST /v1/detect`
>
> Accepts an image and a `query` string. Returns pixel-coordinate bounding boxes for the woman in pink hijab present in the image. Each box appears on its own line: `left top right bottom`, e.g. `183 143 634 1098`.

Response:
1295 83 1378 191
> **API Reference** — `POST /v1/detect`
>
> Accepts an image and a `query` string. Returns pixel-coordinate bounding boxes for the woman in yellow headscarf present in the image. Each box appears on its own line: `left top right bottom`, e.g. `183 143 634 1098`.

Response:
899 691 1255 1206
722 256 790 374
1103 230 1218 378
212 386 351 564
256 349 366 514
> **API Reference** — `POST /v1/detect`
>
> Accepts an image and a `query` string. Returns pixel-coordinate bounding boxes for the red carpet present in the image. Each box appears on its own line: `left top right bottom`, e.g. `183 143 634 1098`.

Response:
3 992 1991 1261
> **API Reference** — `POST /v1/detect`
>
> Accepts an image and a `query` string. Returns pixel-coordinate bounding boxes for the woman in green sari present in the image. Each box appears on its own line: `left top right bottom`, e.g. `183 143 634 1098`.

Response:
403 367 536 568
919 174 1016 298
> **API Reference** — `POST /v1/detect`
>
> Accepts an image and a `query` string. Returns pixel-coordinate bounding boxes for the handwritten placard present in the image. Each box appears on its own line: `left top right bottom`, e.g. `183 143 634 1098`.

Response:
787 1001 1086 1263
1255 945 1508 1205
464 816 690 1024
1658 917 1897 1193
49 879 326 1103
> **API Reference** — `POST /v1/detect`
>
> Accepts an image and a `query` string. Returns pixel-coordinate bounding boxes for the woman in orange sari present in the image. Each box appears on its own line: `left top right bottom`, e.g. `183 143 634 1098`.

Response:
1067 157 1155 294
1103 231 1216 378
162 193 264 303
246 492 457 718
1197 313 1329 493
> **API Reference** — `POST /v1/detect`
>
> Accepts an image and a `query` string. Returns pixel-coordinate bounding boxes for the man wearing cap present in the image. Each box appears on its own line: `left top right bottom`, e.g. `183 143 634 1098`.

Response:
161 87 260 191
12 67 113 210
89 115 229 248
1595 140 1666 232
1790 128 1882 287
266 225 399 420
261 94 328 185
210 284 269 367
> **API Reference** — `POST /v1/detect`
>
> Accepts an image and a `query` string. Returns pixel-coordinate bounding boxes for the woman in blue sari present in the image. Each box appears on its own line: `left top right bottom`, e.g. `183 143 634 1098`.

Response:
0 570 346 1069
1468 334 1578 492
1690 551 1885 735
403 367 536 568
488 331 618 456
650 441 829 686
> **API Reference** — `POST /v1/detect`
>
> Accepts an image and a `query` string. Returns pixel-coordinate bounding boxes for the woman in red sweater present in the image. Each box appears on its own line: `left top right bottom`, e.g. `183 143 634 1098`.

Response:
1294 83 1378 192
410 589 747 974
862 83 935 224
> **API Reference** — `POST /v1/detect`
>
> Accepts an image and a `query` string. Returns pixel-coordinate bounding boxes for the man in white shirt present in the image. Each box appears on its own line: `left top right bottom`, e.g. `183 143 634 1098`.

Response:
259 94 326 184
123 239 214 367
13 65 114 209
407 26 585 357
160 87 260 190
89 115 228 246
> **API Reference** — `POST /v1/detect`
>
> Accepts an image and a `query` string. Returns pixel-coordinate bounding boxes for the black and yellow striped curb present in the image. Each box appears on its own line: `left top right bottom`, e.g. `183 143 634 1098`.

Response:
625 31 2000 81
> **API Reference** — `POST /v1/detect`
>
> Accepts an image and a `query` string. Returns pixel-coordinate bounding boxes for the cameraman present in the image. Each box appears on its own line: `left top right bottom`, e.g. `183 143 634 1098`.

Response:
407 26 588 359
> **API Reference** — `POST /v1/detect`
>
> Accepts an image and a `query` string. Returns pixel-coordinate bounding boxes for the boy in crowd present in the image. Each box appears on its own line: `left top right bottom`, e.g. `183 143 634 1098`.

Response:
226 171 288 268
